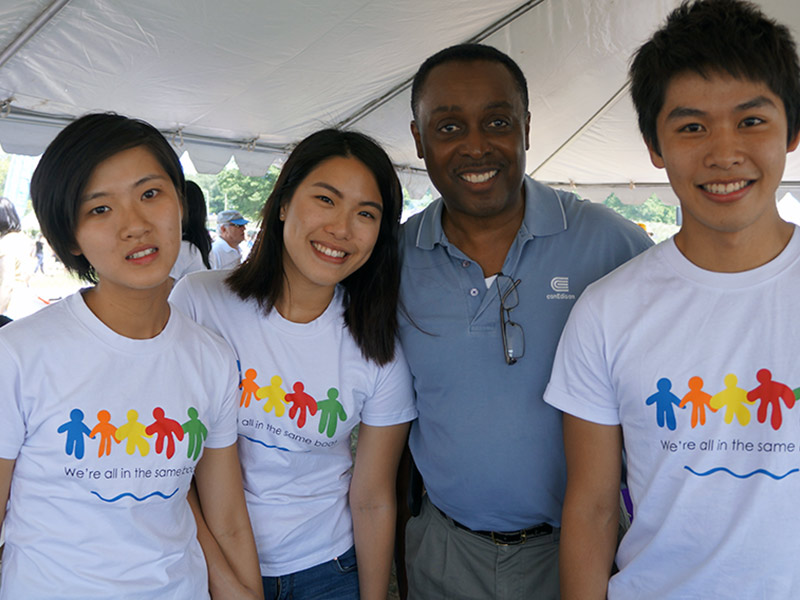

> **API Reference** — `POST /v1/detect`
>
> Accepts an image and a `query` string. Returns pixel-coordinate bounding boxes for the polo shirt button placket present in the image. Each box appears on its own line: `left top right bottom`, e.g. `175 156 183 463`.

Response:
469 288 479 297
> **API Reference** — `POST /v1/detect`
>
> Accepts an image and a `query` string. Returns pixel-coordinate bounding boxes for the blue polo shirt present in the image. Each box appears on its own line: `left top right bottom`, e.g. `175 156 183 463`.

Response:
399 176 652 531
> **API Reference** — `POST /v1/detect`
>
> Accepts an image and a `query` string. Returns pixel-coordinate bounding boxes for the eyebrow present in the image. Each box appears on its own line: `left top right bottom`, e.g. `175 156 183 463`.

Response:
83 174 169 201
736 95 777 111
664 95 778 121
428 100 515 115
311 181 383 212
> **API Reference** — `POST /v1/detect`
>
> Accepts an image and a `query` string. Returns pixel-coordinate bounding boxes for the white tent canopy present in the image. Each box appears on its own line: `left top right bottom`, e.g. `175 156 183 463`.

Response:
0 0 798 204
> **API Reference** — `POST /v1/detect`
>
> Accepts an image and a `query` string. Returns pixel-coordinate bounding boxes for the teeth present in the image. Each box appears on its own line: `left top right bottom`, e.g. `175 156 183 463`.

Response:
312 242 346 258
127 248 157 259
702 180 749 195
461 170 497 184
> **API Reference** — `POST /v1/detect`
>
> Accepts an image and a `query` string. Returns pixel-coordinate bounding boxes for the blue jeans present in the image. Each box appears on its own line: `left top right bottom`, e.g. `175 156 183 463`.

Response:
262 545 359 600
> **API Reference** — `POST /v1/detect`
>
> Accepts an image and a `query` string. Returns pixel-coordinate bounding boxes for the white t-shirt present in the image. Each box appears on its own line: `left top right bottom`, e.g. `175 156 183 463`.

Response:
210 237 241 270
170 239 208 281
171 270 417 576
545 229 800 599
0 291 239 599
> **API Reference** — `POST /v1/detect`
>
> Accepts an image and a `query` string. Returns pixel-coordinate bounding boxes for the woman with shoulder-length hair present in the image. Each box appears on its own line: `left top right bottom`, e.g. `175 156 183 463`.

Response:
172 128 416 600
0 113 262 599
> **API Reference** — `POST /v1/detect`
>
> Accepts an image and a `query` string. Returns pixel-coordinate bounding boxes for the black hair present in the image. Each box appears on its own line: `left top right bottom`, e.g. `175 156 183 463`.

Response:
411 43 529 119
226 128 402 365
630 0 800 155
30 112 186 283
183 180 212 269
0 197 21 236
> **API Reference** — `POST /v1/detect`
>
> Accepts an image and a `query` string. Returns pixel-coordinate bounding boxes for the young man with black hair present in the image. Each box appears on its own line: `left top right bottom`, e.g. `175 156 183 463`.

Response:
545 1 800 598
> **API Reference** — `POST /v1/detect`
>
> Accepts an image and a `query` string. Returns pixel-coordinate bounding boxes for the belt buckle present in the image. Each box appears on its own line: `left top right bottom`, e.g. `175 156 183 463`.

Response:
490 530 526 546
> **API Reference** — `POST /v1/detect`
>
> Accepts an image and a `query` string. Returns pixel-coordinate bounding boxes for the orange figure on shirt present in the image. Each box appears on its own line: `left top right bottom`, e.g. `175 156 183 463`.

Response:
679 376 716 428
90 409 120 457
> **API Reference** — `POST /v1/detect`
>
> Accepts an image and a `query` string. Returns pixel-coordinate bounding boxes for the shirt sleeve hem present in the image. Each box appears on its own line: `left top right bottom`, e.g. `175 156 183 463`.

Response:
360 408 418 428
545 391 620 426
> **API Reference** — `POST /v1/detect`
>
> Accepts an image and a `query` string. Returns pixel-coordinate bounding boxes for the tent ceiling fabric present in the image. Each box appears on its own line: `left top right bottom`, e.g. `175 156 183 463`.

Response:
0 0 797 205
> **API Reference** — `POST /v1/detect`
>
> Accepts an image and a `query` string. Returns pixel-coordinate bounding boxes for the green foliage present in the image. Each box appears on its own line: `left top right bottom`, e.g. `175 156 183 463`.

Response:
603 192 677 224
0 153 10 193
402 187 434 219
201 164 280 222
188 173 221 214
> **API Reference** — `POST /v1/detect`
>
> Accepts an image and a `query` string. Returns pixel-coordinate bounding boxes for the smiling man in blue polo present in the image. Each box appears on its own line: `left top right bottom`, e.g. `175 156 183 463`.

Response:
396 43 652 600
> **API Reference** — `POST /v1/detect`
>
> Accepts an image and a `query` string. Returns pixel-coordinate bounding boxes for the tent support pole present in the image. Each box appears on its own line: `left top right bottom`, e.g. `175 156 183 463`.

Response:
0 0 72 71
530 82 631 178
336 0 546 129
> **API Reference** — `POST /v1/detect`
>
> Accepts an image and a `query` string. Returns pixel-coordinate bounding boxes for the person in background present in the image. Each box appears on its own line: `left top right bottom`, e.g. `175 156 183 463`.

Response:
211 208 248 270
0 112 262 599
33 234 45 274
396 43 652 599
172 128 416 600
545 1 800 598
0 196 33 318
171 180 212 281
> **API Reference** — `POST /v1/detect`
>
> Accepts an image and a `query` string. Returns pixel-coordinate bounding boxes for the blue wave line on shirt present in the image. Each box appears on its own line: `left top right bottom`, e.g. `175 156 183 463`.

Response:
684 466 799 480
90 488 180 502
239 433 311 453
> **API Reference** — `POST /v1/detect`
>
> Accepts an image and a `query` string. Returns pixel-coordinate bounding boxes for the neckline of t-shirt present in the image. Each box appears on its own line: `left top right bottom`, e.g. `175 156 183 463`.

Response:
268 286 344 336
67 290 179 352
662 225 800 289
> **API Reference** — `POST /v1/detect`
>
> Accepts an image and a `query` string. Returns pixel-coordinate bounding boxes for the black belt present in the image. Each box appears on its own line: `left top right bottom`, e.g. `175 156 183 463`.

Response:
436 506 553 546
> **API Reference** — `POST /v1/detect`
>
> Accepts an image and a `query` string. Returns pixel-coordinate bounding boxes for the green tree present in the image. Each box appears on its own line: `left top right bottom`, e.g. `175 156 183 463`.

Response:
215 165 280 221
187 173 222 215
603 192 677 224
0 152 10 193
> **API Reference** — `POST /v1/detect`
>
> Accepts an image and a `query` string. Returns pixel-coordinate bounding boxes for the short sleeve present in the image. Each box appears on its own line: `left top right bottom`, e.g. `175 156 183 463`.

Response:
201 343 240 449
544 291 621 425
0 337 26 458
359 343 416 427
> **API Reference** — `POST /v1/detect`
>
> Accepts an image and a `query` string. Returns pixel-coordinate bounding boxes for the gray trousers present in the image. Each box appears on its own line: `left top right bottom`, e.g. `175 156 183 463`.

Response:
405 496 560 600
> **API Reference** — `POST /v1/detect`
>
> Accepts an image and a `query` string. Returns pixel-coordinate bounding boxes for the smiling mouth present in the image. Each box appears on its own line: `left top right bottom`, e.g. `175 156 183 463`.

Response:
700 180 753 195
460 170 498 184
312 242 346 258
127 248 157 260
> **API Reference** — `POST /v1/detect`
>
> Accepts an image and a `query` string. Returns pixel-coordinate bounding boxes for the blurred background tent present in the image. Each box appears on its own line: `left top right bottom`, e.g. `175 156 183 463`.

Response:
0 0 798 206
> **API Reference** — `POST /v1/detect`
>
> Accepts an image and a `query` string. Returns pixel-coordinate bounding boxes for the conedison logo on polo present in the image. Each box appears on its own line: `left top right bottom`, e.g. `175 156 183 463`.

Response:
547 277 576 300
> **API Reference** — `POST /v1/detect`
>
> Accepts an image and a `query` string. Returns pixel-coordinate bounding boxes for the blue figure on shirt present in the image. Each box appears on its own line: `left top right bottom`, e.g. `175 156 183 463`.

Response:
646 378 683 431
57 408 92 459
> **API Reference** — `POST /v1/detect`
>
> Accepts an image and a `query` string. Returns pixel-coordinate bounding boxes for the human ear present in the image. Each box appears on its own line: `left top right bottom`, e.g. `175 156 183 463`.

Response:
524 112 531 151
646 139 665 169
787 129 800 153
410 121 424 159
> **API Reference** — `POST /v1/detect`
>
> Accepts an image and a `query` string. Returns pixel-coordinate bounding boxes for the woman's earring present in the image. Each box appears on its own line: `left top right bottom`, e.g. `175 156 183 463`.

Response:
279 211 286 221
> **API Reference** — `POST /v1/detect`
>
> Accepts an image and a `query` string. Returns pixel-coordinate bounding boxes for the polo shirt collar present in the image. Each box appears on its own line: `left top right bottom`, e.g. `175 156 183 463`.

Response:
413 175 569 251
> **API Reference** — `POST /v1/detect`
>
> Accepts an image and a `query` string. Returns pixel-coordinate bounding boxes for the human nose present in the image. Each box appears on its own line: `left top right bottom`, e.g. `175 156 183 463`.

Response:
324 208 351 239
704 128 744 170
459 126 492 159
120 202 151 238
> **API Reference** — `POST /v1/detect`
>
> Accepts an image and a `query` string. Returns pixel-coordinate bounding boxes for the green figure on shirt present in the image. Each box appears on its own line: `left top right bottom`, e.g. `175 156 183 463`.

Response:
317 388 347 439
182 407 208 460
